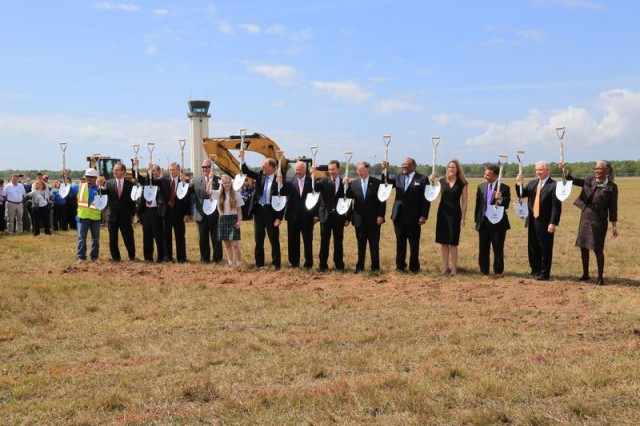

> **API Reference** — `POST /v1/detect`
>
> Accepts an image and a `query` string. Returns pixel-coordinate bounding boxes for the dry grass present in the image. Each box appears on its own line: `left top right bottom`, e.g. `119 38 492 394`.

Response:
1 178 639 424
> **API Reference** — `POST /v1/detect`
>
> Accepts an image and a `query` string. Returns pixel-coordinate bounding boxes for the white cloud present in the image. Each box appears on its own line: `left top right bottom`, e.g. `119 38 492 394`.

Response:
153 9 168 16
514 29 544 44
311 80 371 104
374 96 424 114
266 24 285 35
94 2 140 12
249 64 297 86
217 21 233 35
453 89 640 161
531 0 607 10
239 23 262 35
370 76 393 83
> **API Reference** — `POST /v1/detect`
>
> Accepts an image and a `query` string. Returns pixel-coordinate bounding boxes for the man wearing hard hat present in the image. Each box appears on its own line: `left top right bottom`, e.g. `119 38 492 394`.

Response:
75 168 103 262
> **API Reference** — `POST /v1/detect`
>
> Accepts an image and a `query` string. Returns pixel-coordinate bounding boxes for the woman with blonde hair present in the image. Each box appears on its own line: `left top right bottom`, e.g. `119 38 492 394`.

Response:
432 159 468 275
212 174 245 266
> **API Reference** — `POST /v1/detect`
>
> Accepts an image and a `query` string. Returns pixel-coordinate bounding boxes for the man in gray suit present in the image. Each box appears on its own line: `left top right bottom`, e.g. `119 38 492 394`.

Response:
191 159 223 264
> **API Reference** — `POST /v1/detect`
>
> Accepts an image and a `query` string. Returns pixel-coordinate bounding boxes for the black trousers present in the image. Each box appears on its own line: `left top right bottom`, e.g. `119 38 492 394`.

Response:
528 220 554 277
164 210 186 262
52 204 67 231
287 214 314 268
355 223 381 271
31 205 51 235
142 208 164 262
108 214 136 261
319 213 345 270
394 220 422 272
478 221 507 274
197 214 223 263
253 205 280 268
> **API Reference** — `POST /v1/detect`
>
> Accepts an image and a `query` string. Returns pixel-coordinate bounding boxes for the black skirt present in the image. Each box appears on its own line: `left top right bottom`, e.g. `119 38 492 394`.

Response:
217 214 240 241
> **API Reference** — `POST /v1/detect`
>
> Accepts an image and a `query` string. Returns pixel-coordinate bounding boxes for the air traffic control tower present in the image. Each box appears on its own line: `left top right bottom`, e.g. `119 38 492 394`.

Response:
188 100 211 178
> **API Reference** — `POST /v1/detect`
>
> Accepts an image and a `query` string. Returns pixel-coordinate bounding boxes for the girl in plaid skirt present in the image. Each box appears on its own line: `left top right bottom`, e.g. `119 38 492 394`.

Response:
213 175 245 266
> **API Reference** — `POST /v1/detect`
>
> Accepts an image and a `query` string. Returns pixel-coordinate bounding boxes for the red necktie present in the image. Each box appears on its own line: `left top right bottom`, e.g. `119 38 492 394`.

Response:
170 179 176 208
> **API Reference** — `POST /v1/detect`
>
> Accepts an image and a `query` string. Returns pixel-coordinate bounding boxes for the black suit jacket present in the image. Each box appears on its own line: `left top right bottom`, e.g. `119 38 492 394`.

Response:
516 178 562 227
161 176 190 218
474 181 511 231
315 177 348 223
241 163 285 220
105 178 135 222
346 176 386 228
383 171 430 224
281 175 318 222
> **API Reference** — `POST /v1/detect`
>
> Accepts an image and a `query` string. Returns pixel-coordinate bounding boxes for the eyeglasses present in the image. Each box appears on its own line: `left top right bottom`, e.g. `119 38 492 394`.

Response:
201 166 211 169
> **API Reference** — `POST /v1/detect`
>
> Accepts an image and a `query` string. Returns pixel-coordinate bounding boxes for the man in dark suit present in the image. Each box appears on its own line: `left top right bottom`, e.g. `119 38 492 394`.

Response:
516 160 562 280
475 165 511 276
191 160 223 264
162 162 190 263
104 162 136 261
313 160 349 272
239 150 284 269
382 157 430 273
345 161 386 273
135 161 165 263
281 161 317 268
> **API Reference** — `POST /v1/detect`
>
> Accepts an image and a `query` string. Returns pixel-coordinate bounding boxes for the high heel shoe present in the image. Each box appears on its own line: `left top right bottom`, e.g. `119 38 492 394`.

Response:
442 268 451 275
596 277 605 285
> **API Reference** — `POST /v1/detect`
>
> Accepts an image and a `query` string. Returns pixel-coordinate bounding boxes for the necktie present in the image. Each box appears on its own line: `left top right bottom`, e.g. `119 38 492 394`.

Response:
362 179 367 200
170 179 176 208
404 175 410 191
334 178 338 195
485 183 493 215
298 178 304 196
260 176 269 205
533 180 542 218
117 179 122 198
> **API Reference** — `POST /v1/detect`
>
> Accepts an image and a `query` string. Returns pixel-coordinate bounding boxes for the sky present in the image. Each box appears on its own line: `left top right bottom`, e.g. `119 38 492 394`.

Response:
1 0 639 173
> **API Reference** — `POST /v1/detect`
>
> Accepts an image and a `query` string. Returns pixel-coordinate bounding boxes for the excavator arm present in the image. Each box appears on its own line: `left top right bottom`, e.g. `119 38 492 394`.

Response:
202 133 289 178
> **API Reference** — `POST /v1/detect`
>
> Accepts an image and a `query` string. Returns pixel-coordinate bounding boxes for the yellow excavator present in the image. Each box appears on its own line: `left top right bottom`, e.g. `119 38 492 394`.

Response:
202 133 327 179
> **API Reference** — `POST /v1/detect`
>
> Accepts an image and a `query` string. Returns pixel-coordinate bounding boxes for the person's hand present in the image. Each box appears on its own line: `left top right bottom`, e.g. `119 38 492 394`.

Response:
342 177 351 186
344 220 350 227
183 215 192 223
548 224 556 233
418 216 426 225
495 191 502 202
274 218 281 227
516 174 524 184
238 149 245 161
310 166 316 174
612 227 619 239
382 161 389 170
460 218 466 228
376 216 384 226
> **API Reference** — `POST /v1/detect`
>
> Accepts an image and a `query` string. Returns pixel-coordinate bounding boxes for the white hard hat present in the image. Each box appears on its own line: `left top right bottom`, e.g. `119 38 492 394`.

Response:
84 168 99 178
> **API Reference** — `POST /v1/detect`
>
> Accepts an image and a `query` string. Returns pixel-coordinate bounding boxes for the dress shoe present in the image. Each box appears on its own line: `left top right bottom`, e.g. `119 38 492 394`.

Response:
536 275 550 281
596 277 605 285
578 275 590 282
527 272 540 279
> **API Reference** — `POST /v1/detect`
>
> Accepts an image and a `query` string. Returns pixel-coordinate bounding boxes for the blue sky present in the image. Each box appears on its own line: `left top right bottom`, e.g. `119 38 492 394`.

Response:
1 0 639 172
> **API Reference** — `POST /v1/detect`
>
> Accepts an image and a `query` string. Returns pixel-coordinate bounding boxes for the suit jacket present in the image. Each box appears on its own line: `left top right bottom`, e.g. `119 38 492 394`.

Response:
383 171 430 224
161 176 190 218
241 163 285 220
346 176 386 228
568 174 618 222
192 175 220 222
104 178 135 222
315 177 348 223
281 175 318 222
517 178 562 227
134 172 167 218
474 181 511 231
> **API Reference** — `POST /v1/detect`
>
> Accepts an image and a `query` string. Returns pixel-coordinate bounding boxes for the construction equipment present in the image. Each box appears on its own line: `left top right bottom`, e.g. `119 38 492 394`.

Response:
87 154 143 182
202 133 327 179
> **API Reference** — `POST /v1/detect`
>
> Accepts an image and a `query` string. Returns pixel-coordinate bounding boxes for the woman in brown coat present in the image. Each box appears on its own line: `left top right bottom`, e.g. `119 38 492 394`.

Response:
563 160 618 285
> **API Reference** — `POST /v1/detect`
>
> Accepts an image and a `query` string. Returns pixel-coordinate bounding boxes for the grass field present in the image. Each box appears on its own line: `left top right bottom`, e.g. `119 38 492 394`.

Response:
1 178 639 424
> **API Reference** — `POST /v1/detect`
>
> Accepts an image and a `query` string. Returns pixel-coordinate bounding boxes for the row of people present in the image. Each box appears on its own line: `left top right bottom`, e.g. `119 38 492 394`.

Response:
3 156 618 284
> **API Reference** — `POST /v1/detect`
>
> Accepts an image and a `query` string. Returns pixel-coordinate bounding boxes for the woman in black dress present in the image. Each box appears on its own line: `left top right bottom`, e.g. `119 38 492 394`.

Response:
433 159 468 275
562 160 618 285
